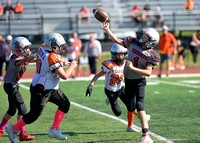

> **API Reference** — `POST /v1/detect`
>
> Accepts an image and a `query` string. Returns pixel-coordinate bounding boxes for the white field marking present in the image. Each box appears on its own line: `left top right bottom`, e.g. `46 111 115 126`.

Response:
179 80 200 84
147 81 160 85
19 73 200 83
188 90 196 93
19 83 174 143
153 80 200 89
154 91 160 94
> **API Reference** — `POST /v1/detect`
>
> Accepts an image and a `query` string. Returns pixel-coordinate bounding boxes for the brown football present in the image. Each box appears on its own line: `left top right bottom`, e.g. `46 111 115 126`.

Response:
93 8 110 22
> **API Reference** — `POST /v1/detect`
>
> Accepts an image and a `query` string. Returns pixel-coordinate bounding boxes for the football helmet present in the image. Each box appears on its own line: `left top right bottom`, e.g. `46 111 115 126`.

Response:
11 37 32 56
137 28 160 49
111 43 128 65
44 33 66 54
68 38 74 44
5 35 13 41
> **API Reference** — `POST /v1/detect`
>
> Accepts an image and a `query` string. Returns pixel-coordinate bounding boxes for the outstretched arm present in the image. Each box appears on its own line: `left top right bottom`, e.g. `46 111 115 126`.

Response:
89 71 105 86
101 22 123 46
85 71 105 97
15 55 36 66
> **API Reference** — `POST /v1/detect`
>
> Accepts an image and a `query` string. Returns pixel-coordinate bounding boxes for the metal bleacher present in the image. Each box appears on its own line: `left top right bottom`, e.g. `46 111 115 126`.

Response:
120 0 200 32
0 0 200 39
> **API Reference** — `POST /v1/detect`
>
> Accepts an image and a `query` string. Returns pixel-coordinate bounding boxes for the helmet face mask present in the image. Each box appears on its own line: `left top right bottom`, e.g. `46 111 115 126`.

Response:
11 37 32 56
137 28 160 49
44 33 67 55
111 43 128 65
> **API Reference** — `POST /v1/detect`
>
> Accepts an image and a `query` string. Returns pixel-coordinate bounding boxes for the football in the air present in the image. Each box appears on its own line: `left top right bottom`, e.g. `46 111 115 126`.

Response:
93 8 110 23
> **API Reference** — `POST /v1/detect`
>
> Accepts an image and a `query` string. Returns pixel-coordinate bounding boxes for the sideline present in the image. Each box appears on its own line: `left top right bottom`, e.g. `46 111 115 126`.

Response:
19 73 200 83
19 84 173 143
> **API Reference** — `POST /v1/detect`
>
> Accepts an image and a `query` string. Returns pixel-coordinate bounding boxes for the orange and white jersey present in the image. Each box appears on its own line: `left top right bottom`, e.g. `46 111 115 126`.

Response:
32 46 63 90
101 60 125 92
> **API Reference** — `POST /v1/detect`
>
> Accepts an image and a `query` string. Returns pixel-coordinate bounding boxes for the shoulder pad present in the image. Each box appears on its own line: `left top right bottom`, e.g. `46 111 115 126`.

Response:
10 54 19 60
102 60 115 70
128 36 137 43
148 50 160 66
48 53 63 66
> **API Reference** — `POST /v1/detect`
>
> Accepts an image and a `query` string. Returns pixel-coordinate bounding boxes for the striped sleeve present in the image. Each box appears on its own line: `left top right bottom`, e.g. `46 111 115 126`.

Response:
48 53 63 70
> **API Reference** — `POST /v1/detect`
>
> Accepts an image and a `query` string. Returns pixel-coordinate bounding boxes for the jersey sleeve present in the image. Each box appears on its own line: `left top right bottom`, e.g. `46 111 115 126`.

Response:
101 60 114 73
123 36 137 48
48 53 63 71
10 54 23 63
147 50 160 66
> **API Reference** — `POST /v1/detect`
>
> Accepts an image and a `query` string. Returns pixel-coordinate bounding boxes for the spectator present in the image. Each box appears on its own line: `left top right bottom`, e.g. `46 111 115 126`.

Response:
4 35 12 73
77 5 91 25
189 30 200 67
66 38 77 78
14 1 23 20
0 35 5 85
157 25 177 78
176 39 186 69
131 4 143 24
152 6 164 28
142 4 152 27
185 0 194 10
4 1 15 23
72 32 82 77
0 3 3 16
84 33 102 76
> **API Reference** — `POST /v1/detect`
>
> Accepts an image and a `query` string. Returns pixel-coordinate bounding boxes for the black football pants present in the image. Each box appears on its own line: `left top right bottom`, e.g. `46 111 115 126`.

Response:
23 84 70 124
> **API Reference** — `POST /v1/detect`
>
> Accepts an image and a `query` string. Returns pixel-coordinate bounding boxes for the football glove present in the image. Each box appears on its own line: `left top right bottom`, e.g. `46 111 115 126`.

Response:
85 85 93 97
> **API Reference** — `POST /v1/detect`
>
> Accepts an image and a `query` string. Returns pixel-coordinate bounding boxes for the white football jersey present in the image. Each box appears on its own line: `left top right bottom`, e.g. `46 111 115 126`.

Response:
101 60 125 92
32 46 63 90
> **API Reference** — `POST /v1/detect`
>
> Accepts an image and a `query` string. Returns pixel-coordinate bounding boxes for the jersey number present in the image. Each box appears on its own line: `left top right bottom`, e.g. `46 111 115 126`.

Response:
109 74 124 86
134 57 139 67
36 59 42 73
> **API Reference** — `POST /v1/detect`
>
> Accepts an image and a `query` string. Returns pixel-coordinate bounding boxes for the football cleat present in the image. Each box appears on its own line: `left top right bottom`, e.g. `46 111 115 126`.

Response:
139 133 153 143
5 125 18 143
126 126 140 132
0 130 4 138
47 127 67 140
19 130 35 141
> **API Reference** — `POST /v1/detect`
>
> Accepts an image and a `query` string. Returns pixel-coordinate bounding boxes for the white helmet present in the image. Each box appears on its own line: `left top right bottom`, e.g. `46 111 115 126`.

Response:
68 37 74 43
11 36 32 56
111 43 128 65
137 28 160 49
44 33 66 54
6 35 13 41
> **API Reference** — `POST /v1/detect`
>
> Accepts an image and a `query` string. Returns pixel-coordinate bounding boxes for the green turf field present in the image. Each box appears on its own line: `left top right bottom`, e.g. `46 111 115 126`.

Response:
0 76 200 143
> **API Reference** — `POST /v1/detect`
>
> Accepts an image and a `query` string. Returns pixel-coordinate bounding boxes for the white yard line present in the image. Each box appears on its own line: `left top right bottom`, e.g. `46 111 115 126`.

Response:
152 80 200 88
19 83 174 143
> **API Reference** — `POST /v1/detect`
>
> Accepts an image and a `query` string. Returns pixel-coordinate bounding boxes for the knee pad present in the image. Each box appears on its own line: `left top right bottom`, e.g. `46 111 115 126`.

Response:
18 103 27 115
111 102 122 116
7 108 17 116
59 100 70 113
127 103 136 112
113 109 122 116
136 101 144 111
